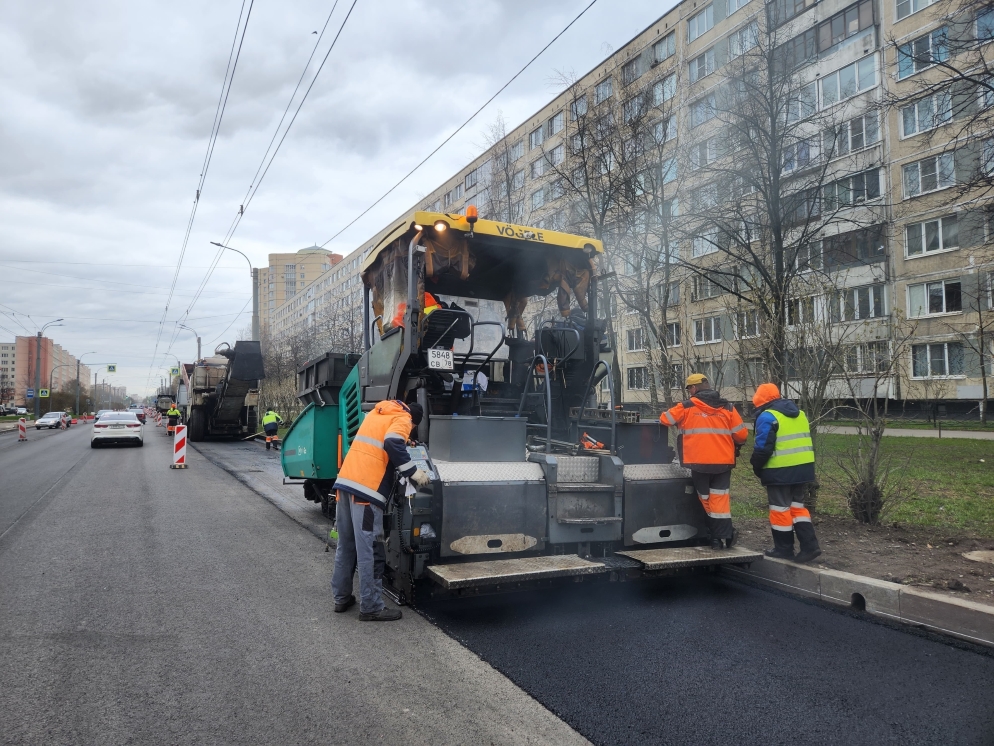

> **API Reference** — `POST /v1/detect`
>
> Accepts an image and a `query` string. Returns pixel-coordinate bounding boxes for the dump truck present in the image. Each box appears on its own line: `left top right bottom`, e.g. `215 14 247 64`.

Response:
281 210 760 603
185 340 264 441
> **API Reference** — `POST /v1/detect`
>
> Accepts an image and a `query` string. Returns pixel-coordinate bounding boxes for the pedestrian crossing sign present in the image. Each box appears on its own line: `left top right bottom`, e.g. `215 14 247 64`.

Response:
170 367 180 376
107 365 116 373
39 388 50 398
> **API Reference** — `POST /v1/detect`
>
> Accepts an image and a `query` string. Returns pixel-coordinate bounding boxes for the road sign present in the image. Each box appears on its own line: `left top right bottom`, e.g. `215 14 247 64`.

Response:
107 365 117 373
39 388 50 398
26 388 34 399
170 367 180 376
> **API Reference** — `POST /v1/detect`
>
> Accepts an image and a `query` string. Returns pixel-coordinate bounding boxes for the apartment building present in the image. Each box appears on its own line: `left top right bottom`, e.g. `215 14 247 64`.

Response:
271 0 992 413
9 337 91 406
0 342 15 404
257 247 342 337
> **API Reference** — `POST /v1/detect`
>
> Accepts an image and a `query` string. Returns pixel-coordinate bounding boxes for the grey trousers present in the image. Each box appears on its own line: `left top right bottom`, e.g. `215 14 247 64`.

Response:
330 491 386 614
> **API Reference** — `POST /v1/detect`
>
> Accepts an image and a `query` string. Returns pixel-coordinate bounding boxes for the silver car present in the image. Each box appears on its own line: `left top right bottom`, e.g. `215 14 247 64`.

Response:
35 412 67 430
91 412 144 448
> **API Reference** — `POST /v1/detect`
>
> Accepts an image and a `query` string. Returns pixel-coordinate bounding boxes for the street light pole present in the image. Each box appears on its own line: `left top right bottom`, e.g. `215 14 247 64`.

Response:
34 319 64 419
178 324 201 361
210 241 258 341
76 352 96 416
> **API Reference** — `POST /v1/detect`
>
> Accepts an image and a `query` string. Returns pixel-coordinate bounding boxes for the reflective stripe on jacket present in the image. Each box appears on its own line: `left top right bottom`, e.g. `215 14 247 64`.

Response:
262 411 282 426
660 396 747 469
751 400 816 486
333 400 417 509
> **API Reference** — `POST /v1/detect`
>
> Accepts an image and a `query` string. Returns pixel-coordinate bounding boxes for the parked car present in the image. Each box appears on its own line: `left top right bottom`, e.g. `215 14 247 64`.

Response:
16 407 27 415
91 412 144 448
36 412 68 430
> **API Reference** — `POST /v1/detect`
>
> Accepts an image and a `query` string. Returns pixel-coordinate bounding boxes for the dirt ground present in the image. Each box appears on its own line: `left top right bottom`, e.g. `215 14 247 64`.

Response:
736 514 994 605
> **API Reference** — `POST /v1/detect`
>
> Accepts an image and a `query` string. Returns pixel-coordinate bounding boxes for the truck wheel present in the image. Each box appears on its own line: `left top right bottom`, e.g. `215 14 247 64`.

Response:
188 409 206 442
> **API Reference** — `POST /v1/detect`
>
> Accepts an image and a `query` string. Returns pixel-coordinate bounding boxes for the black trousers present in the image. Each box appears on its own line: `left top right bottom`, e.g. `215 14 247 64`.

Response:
766 483 819 553
691 470 733 540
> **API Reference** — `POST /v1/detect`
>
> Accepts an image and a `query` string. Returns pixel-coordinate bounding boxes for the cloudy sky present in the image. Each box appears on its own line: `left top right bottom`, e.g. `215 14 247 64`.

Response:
1 0 674 398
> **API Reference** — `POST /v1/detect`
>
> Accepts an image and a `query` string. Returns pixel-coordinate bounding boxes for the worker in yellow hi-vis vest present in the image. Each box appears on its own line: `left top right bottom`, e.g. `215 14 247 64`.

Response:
262 410 283 451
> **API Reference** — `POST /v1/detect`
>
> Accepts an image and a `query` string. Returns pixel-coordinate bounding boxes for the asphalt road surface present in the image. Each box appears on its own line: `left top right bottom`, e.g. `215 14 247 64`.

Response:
0 425 586 745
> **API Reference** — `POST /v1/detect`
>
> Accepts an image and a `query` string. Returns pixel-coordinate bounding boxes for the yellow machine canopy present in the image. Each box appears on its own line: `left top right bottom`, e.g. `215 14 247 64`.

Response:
362 211 604 333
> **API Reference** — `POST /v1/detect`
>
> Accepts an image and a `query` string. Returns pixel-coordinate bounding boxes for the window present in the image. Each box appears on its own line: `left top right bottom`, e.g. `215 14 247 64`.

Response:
846 341 890 374
692 227 719 257
902 94 951 141
689 49 715 83
908 279 962 317
984 138 994 175
823 168 881 208
654 32 676 62
688 5 714 41
729 22 759 58
547 179 565 201
898 28 948 79
595 78 613 104
529 127 544 150
780 28 818 69
511 170 525 190
820 55 876 106
622 58 641 86
429 199 441 212
728 0 749 13
772 0 818 26
530 158 545 179
787 297 815 325
736 309 760 338
787 83 817 122
548 111 565 137
694 316 722 344
912 342 964 377
661 157 678 183
653 74 677 105
510 200 523 222
817 0 874 52
465 169 479 190
623 94 647 122
509 140 524 161
654 116 677 143
690 139 718 169
627 366 650 390
897 0 937 21
903 153 955 197
831 284 886 321
783 136 820 173
548 144 565 166
666 322 681 347
665 280 681 305
531 189 545 210
570 97 588 120
691 95 716 127
823 225 885 266
627 327 646 351
906 215 959 256
823 113 880 156
980 6 994 40
796 241 823 271
692 274 724 300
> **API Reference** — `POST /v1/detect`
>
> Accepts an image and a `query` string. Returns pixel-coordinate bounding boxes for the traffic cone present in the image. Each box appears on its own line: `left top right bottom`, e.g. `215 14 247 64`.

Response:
170 424 188 469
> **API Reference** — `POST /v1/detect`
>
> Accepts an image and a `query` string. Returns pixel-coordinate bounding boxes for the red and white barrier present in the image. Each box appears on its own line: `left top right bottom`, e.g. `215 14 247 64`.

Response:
60 417 66 431
156 412 162 427
170 424 188 469
17 418 26 442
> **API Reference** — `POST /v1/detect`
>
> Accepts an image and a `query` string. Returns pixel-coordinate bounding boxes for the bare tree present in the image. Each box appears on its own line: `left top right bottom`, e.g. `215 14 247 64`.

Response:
480 112 528 223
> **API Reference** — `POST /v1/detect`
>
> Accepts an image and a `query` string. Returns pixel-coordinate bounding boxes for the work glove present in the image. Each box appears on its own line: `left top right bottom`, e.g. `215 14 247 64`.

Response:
410 469 431 488
734 443 743 458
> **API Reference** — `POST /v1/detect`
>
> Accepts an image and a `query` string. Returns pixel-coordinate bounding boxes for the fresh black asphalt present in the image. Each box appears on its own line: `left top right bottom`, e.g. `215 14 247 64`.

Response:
420 572 994 745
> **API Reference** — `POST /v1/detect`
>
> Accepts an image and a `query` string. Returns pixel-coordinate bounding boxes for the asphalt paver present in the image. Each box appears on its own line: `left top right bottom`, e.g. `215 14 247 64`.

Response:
420 572 994 745
0 427 587 745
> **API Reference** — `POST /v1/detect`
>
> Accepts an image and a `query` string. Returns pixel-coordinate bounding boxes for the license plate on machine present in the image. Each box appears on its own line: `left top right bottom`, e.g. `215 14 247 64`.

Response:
428 348 453 370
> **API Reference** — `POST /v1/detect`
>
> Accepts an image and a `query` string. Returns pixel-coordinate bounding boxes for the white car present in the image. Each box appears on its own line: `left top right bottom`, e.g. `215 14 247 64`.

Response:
91 412 144 448
36 412 67 430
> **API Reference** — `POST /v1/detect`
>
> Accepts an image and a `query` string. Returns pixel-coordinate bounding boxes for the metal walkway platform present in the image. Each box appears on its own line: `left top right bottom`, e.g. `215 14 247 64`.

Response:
616 545 763 570
427 555 608 589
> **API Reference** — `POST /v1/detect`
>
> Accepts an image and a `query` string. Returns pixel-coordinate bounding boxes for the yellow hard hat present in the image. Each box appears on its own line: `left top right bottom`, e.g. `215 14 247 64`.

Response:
685 373 708 387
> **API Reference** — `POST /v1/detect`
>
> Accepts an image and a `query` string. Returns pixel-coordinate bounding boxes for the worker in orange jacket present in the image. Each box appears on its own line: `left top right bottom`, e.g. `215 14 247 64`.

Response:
660 373 748 549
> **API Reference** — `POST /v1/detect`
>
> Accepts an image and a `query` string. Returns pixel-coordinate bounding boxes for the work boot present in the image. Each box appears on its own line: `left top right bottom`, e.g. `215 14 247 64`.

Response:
710 537 724 550
359 607 402 622
266 443 271 450
725 529 739 549
765 547 795 560
794 548 823 564
334 595 356 613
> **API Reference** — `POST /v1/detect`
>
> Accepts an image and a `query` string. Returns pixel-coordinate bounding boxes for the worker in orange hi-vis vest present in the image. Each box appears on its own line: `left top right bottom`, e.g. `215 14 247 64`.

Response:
660 373 748 550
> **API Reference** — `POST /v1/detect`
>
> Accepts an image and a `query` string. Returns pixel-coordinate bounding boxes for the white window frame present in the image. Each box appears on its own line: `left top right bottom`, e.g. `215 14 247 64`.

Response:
653 74 677 105
728 0 749 14
729 22 759 58
509 140 524 161
694 315 722 344
627 366 650 390
529 127 544 150
654 116 677 143
690 138 718 170
819 55 876 108
627 327 646 352
983 138 994 176
622 58 641 86
979 6 994 40
689 49 715 83
900 92 952 137
595 78 613 104
654 32 676 62
897 0 937 20
907 279 963 317
691 95 716 128
834 284 886 321
902 153 955 198
570 97 588 119
530 158 545 179
666 322 681 347
548 144 565 166
905 215 959 257
692 228 719 257
531 189 545 210
823 168 882 208
898 28 948 80
824 113 880 158
688 5 714 42
548 111 565 136
912 342 965 378
735 309 761 339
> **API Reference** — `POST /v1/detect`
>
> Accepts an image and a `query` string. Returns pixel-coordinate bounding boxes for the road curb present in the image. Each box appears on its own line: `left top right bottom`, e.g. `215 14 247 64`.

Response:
189 442 331 547
721 558 994 648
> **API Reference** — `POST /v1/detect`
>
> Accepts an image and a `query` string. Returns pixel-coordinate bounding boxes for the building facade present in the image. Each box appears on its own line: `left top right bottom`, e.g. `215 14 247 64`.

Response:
256 247 342 338
9 336 91 407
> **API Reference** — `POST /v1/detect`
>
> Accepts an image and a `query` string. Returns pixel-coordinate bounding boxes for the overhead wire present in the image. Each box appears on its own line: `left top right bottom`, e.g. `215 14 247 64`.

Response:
144 0 256 391
177 0 358 333
319 0 601 248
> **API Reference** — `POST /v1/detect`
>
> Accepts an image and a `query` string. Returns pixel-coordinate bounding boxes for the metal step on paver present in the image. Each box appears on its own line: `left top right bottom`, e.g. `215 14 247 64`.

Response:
616 545 763 570
427 555 609 589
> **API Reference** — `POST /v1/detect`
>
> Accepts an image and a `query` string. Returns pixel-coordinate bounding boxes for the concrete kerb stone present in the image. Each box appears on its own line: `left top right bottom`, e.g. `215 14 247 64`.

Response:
720 557 994 647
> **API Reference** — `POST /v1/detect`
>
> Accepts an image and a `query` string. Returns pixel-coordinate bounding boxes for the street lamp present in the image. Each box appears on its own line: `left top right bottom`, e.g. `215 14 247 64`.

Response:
34 318 64 418
210 241 259 341
178 324 201 361
76 352 97 415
